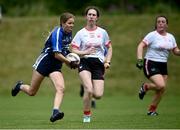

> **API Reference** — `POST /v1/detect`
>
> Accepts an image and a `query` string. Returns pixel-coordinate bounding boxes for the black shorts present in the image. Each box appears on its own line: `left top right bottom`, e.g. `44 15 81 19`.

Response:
143 59 168 79
78 58 105 80
33 52 62 77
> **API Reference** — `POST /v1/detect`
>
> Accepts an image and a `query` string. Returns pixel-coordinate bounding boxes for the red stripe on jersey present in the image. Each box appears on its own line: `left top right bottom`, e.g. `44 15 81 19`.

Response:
71 44 79 49
105 41 111 47
142 40 148 46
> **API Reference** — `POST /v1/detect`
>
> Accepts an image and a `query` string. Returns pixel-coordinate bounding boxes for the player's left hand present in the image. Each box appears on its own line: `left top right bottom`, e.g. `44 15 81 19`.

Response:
104 62 111 69
136 59 143 70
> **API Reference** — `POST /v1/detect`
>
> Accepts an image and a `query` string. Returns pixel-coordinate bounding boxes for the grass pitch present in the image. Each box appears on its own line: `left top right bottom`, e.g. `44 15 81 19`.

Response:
0 14 180 129
0 93 180 129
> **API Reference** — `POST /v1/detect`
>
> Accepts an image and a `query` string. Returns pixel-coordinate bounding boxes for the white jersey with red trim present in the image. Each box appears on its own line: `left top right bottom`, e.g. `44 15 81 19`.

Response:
71 27 111 62
143 31 177 62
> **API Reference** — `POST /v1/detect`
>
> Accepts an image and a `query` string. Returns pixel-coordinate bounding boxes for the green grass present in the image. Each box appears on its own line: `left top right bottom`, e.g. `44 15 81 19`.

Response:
0 93 180 129
0 14 180 128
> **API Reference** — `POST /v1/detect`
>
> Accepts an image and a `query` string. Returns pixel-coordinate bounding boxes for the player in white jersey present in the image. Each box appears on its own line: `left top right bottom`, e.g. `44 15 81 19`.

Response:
136 15 180 116
71 6 112 122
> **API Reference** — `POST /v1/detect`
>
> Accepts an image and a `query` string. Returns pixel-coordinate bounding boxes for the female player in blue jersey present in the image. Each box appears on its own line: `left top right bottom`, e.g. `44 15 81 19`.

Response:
11 12 78 122
136 15 180 116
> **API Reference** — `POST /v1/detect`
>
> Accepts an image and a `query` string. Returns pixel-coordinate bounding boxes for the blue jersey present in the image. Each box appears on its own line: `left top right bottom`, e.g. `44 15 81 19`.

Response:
43 26 72 56
33 26 72 76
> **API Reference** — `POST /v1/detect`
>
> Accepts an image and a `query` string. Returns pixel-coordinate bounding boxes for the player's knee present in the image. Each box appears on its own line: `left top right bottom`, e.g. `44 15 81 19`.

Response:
156 84 166 91
28 91 36 96
86 88 93 94
94 96 101 99
56 85 65 94
160 87 166 93
93 93 103 99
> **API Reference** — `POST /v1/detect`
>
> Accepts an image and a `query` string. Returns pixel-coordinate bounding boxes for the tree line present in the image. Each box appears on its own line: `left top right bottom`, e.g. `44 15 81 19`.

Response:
0 0 180 16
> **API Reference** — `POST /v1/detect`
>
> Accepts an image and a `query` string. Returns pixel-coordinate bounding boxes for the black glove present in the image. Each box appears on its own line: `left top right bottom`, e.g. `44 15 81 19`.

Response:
70 61 79 69
136 59 143 70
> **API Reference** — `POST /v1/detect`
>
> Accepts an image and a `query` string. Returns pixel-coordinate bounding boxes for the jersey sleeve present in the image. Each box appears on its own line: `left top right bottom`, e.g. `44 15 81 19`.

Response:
142 32 154 45
51 27 63 52
71 31 81 49
171 34 177 49
103 30 111 47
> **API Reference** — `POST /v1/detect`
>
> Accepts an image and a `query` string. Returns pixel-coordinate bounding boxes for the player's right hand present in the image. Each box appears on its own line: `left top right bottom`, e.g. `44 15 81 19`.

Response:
136 59 143 70
70 61 79 69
